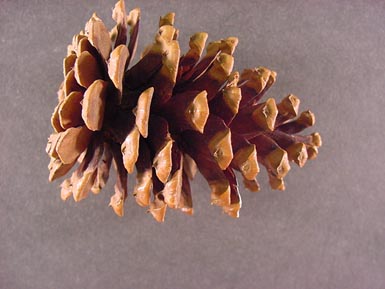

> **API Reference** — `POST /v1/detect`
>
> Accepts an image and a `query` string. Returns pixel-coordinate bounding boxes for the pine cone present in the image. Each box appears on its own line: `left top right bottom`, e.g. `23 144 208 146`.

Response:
47 0 322 222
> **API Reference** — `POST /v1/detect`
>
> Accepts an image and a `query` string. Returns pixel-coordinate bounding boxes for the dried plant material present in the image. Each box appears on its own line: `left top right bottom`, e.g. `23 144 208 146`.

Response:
210 180 231 207
206 37 238 57
110 145 127 216
108 44 129 94
126 8 140 63
85 13 112 60
56 126 92 164
162 156 183 208
47 1 322 222
153 140 173 183
286 143 308 167
50 104 64 133
265 148 291 179
74 51 101 88
222 168 241 218
60 179 73 201
121 126 140 173
64 70 83 96
209 72 242 124
46 133 61 158
133 139 152 207
208 128 233 170
178 32 208 78
149 195 167 222
77 38 95 55
82 80 108 131
134 87 154 138
58 91 83 129
179 172 193 214
112 0 128 47
161 90 209 133
252 98 278 131
63 54 76 76
232 144 259 180
92 142 112 194
72 168 96 202
277 94 300 120
243 178 260 192
185 90 209 133
307 146 319 160
70 138 103 201
133 168 152 207
48 158 75 182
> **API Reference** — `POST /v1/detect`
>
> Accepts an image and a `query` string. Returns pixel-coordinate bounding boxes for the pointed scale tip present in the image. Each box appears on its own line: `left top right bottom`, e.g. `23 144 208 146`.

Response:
109 194 124 217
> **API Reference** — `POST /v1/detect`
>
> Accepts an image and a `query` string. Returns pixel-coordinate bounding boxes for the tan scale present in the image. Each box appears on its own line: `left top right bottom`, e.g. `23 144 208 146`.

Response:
85 13 112 60
159 12 175 27
51 103 64 133
252 98 278 131
208 128 233 170
240 67 275 94
268 175 285 191
277 94 300 118
110 194 124 216
307 146 319 160
311 132 322 147
133 169 152 207
265 148 291 179
163 156 183 209
58 91 83 129
207 53 234 83
210 180 231 207
134 87 154 138
243 178 260 192
81 80 108 131
108 44 129 94
153 140 173 183
60 179 73 201
121 126 140 174
206 37 238 57
48 158 75 182
72 169 97 202
46 133 61 158
112 0 127 26
74 51 101 88
185 90 209 133
223 201 241 218
77 38 94 55
64 70 82 96
185 32 208 61
223 85 242 115
91 146 113 194
149 196 167 222
232 144 259 180
63 54 76 77
297 110 316 126
286 143 308 167
56 126 92 164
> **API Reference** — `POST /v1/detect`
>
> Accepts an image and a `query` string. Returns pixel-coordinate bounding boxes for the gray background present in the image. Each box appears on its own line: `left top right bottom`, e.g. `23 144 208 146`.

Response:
1 0 384 288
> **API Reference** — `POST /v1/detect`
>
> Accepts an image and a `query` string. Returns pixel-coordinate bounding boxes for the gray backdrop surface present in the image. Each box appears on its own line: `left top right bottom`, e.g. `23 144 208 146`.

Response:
1 0 385 288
